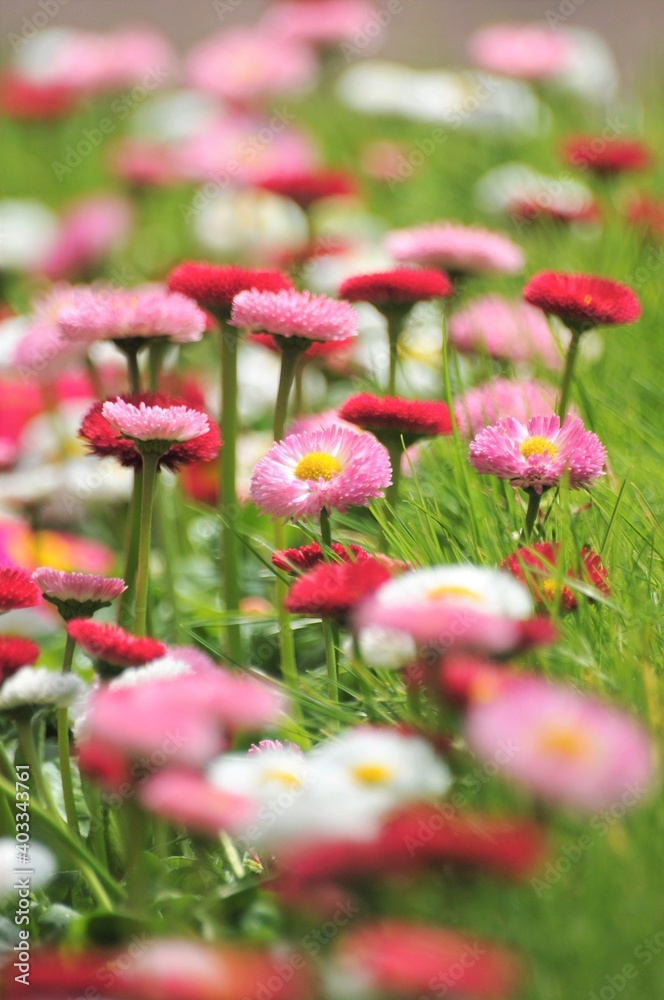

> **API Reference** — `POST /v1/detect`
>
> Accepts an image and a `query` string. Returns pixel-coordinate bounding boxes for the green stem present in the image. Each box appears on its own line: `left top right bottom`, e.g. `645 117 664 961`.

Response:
0 774 119 908
148 340 169 392
523 490 542 541
84 355 104 398
385 438 403 509
85 781 108 870
219 324 243 664
273 341 305 442
557 330 581 419
15 718 58 816
57 633 80 837
123 801 148 914
117 467 142 627
274 519 299 695
319 509 338 702
155 486 181 642
385 310 402 395
124 344 142 394
134 450 160 637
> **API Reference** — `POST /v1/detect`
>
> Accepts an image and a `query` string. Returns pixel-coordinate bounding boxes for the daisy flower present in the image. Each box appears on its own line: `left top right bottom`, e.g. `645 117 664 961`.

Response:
0 636 40 684
523 271 641 333
262 0 378 46
272 541 370 574
332 921 521 1000
467 22 573 81
469 414 606 494
385 223 524 277
454 378 560 437
0 666 85 713
102 399 210 452
0 839 56 896
0 567 41 614
503 542 609 612
339 268 454 306
167 262 293 317
285 557 393 618
32 567 126 621
67 619 166 677
250 425 392 520
80 393 221 472
57 286 207 345
466 678 656 812
564 135 652 176
355 565 536 658
257 169 357 209
449 295 562 368
230 289 358 343
338 393 452 443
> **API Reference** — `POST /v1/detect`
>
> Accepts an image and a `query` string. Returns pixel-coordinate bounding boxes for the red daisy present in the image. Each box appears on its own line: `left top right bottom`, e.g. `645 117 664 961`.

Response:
256 169 358 209
0 567 41 614
335 921 521 1000
503 542 609 612
167 262 293 316
67 618 166 674
285 557 392 618
339 268 453 306
510 197 599 225
0 74 79 120
272 542 370 574
338 393 452 443
79 392 221 472
626 194 664 241
0 636 40 684
276 803 547 891
523 271 641 332
564 135 653 176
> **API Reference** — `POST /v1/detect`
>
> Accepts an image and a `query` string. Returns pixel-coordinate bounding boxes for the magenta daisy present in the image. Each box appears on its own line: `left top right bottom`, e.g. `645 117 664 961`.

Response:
32 568 127 621
385 224 525 277
101 400 210 450
469 415 606 494
466 678 656 813
230 289 358 343
250 426 392 520
57 286 207 345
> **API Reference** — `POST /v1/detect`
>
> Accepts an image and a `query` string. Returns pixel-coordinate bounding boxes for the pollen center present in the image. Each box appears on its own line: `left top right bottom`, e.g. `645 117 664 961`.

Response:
261 769 302 789
352 763 395 785
541 578 559 600
294 451 342 481
537 727 589 760
519 436 558 459
427 585 483 603
583 294 593 306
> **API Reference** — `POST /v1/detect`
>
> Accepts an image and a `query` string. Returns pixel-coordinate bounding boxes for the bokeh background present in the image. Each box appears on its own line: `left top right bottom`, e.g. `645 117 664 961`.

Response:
2 0 664 89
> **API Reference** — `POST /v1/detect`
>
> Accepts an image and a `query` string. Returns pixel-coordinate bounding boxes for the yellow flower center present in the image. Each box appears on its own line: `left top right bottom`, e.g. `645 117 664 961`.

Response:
294 451 342 481
427 585 483 603
519 436 559 459
537 727 589 760
583 294 593 306
352 763 395 786
541 579 562 602
261 769 302 789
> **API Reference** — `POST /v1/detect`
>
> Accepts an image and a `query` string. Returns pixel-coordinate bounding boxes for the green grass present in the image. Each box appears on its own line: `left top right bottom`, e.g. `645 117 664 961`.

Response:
1 56 663 999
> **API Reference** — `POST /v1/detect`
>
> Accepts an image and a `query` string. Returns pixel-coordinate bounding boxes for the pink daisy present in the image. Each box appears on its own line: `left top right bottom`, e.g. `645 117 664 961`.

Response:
231 288 358 343
101 400 210 448
454 378 561 437
449 295 561 368
57 286 207 345
467 23 573 81
385 224 524 277
262 1 378 46
466 678 656 813
186 28 318 104
469 415 606 494
250 425 392 521
32 568 126 620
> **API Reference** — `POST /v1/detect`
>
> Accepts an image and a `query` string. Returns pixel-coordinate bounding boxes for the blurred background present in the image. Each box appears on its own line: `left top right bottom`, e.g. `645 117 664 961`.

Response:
2 0 663 89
